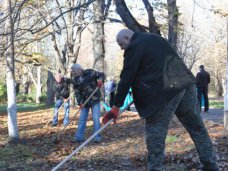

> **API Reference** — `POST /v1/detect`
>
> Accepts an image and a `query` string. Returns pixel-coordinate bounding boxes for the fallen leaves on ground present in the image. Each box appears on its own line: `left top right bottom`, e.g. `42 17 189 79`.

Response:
0 108 227 171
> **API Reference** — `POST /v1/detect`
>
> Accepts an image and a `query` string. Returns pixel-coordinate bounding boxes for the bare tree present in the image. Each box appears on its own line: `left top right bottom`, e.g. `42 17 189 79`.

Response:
115 0 160 34
92 0 105 71
177 26 200 70
4 0 19 142
47 71 55 105
203 27 226 97
167 0 178 50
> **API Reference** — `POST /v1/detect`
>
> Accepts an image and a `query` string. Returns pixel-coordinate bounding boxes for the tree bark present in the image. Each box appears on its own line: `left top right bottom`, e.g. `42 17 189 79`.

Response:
67 0 86 77
5 0 19 141
167 0 178 50
22 66 30 94
224 18 228 131
36 66 42 103
92 0 106 113
141 0 160 34
92 0 105 72
224 61 228 131
51 32 66 74
46 71 55 105
28 66 42 104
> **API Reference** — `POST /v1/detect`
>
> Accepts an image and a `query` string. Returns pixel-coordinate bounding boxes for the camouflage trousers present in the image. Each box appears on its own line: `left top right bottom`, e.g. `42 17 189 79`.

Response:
145 84 219 171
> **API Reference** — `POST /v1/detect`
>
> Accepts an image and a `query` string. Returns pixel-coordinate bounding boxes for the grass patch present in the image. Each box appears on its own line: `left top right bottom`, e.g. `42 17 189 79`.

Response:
209 101 223 109
166 135 177 143
0 103 51 113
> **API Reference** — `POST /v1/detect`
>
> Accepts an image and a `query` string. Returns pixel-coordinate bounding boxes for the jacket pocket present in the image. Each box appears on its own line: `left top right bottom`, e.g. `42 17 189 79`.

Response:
163 55 196 91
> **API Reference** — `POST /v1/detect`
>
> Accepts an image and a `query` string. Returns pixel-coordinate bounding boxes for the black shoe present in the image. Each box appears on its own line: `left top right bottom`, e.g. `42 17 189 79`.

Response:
71 139 83 144
51 123 57 127
92 139 101 144
93 139 101 144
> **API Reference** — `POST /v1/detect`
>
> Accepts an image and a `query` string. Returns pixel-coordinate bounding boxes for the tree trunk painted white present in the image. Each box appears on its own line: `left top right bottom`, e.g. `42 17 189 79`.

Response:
36 66 42 104
224 18 228 131
4 0 19 140
29 66 42 104
7 79 19 138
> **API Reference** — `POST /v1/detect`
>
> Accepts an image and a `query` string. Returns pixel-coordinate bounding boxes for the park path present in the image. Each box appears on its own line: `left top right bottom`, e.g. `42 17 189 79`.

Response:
201 108 224 124
130 106 224 124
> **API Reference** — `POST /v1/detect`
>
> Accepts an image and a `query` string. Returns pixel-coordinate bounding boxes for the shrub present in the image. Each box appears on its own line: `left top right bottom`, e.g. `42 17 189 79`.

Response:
39 94 48 103
17 94 28 103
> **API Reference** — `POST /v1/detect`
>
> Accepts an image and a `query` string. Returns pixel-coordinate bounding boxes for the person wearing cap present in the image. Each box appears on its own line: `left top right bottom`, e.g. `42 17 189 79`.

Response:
102 29 218 171
71 64 105 143
52 73 71 127
196 65 210 112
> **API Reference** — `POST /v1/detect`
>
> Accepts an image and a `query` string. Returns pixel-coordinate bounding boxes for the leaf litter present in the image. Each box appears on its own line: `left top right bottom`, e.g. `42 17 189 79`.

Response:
0 108 227 171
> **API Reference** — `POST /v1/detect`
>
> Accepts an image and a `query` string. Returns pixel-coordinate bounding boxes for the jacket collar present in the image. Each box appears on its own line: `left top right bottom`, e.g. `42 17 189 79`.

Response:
125 32 140 50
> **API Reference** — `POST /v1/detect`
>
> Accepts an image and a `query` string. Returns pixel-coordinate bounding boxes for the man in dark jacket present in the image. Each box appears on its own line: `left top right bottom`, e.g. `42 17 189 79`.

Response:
71 64 105 143
196 65 210 112
52 73 71 127
102 29 218 171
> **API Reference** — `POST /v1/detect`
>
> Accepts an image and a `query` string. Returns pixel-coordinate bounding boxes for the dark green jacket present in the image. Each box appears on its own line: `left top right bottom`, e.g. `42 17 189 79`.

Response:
53 78 71 100
114 32 196 118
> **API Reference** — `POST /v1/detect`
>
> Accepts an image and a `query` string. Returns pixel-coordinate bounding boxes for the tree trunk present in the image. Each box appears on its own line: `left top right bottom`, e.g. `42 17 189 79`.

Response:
215 69 223 96
67 2 85 75
23 82 30 94
46 71 55 105
167 0 178 50
224 61 228 131
28 66 42 104
66 0 86 106
92 0 105 71
224 18 228 131
36 66 42 103
93 0 106 113
141 0 160 34
22 66 29 94
51 33 66 74
5 0 19 141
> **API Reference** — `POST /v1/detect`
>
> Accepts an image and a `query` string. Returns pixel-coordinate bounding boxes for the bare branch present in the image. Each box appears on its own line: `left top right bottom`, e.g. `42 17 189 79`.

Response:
141 0 160 34
115 0 147 32
31 0 96 34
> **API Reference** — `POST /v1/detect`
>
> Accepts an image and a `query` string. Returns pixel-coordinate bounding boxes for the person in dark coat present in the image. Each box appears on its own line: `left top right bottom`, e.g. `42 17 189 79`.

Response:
71 64 105 143
102 29 218 171
196 65 210 112
52 73 71 127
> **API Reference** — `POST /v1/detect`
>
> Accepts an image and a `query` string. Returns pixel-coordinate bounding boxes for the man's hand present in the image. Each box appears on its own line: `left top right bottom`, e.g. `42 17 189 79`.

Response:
102 106 120 124
97 80 103 88
79 104 84 109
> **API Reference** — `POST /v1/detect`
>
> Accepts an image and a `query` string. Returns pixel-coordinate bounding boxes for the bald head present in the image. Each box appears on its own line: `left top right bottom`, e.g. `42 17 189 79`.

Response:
116 29 134 50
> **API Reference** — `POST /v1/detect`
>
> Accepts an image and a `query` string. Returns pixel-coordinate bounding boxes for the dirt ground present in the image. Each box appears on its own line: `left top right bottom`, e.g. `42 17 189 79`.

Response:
0 107 227 171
